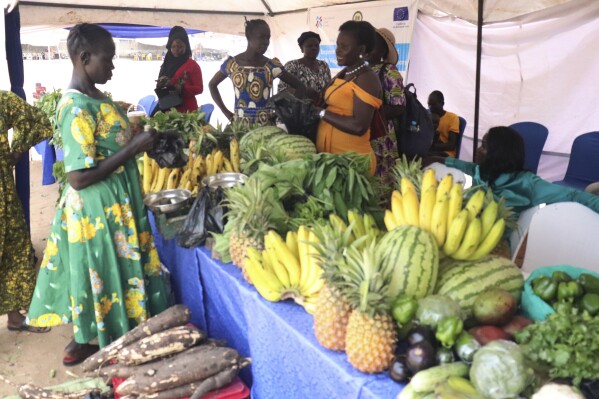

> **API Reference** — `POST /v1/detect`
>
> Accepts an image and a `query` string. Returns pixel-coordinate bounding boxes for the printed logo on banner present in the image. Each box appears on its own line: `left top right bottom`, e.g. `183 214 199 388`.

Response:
353 11 363 21
393 6 410 28
315 16 324 28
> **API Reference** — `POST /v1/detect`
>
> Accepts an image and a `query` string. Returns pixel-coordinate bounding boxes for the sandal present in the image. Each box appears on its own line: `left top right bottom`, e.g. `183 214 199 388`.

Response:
63 342 99 367
7 321 51 333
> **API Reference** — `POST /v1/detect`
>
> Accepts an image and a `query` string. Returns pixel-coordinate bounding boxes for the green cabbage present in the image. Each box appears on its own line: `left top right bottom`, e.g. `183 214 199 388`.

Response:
470 340 534 398
416 295 464 328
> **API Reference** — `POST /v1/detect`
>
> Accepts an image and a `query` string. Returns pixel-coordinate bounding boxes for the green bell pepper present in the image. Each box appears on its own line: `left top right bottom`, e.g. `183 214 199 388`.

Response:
532 276 558 302
391 295 418 326
435 316 463 348
551 271 573 283
580 293 599 316
557 281 584 302
578 273 599 295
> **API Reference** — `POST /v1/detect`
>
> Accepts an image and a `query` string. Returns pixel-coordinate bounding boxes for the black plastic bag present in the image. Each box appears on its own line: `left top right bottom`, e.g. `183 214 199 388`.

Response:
272 91 319 143
176 187 226 248
148 130 188 168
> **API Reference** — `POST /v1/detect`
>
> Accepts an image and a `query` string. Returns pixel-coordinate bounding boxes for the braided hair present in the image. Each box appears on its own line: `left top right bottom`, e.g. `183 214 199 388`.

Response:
67 23 113 60
244 19 269 39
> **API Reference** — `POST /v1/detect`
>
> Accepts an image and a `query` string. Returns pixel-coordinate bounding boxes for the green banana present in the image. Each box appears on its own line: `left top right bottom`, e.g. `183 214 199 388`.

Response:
468 218 506 260
480 200 498 239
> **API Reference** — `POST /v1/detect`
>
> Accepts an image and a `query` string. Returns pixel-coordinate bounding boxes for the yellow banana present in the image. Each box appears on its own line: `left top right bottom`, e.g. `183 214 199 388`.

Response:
223 158 234 173
363 213 379 238
436 174 454 199
443 209 470 256
205 154 214 176
418 187 437 232
243 257 283 302
266 245 291 288
468 218 506 260
166 168 181 190
446 183 463 226
329 213 348 234
297 226 311 288
261 249 276 276
391 190 407 226
303 295 319 315
286 231 299 259
184 180 193 192
270 231 301 288
213 150 224 173
191 156 204 185
480 200 498 239
178 168 192 190
430 193 450 246
151 167 168 193
451 217 483 260
302 230 324 295
384 210 397 231
401 178 420 227
465 189 486 220
421 168 437 195
230 137 241 173
142 153 152 194
348 210 366 237
303 272 325 297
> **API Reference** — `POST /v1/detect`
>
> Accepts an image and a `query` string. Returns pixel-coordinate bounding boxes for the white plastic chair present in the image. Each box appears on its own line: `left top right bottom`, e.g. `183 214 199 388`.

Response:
509 205 541 262
424 162 469 188
521 202 599 274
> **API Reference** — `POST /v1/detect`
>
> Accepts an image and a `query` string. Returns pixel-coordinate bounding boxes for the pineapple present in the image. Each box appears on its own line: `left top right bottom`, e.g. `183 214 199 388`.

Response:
311 223 356 352
392 154 423 195
341 242 397 373
225 179 286 280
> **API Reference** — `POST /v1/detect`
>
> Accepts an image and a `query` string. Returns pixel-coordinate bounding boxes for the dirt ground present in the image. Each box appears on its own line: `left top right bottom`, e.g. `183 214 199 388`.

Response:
0 160 85 398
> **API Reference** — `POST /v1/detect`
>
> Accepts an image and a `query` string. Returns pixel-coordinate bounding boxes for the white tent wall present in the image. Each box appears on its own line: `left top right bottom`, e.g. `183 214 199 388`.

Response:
410 0 599 181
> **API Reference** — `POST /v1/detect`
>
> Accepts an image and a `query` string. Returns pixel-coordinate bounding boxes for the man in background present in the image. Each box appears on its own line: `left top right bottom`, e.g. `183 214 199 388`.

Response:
427 90 460 157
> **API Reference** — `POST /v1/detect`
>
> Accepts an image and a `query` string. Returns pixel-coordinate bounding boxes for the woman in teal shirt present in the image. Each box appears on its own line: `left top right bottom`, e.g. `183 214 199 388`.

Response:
442 126 599 218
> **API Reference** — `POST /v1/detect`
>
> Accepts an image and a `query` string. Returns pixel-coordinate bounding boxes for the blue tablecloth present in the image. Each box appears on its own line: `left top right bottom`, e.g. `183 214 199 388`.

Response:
150 216 403 399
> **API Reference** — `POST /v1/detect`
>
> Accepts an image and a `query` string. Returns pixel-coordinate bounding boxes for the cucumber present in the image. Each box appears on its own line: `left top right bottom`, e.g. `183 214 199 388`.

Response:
398 384 432 399
410 362 470 393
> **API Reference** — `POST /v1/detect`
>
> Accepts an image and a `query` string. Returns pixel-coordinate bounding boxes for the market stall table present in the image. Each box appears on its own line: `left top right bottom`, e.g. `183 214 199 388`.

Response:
150 216 403 399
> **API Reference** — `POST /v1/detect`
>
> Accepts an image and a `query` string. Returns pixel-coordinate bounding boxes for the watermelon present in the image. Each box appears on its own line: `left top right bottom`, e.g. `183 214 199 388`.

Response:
267 134 316 160
435 255 524 316
239 126 287 149
378 225 439 300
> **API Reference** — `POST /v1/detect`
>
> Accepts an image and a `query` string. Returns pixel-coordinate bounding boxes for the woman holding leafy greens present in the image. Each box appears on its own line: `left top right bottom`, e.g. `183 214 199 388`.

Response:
0 90 53 333
26 23 168 366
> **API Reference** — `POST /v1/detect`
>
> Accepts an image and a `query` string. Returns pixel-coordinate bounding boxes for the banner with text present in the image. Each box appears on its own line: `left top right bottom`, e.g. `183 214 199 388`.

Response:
308 0 419 79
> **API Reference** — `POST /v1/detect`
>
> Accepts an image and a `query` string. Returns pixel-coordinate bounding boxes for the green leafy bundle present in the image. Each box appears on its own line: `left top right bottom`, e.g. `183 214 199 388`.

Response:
35 89 63 148
146 109 207 144
515 307 599 385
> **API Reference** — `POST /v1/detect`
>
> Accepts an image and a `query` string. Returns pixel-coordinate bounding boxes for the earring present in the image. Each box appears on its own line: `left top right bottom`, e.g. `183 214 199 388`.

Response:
359 54 363 59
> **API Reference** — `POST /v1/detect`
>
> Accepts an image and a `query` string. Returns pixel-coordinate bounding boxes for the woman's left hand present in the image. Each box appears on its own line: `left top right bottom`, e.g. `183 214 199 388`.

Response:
156 76 170 88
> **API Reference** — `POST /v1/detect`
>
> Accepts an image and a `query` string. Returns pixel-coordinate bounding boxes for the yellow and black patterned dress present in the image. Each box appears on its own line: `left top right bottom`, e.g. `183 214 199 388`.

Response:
0 91 52 315
26 90 168 347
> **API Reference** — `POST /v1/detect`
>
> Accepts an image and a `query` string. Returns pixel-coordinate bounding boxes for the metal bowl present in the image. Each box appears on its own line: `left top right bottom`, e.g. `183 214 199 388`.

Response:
202 172 248 189
144 189 191 214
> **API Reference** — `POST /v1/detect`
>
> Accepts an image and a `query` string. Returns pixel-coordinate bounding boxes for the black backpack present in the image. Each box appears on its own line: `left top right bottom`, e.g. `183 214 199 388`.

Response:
397 83 435 158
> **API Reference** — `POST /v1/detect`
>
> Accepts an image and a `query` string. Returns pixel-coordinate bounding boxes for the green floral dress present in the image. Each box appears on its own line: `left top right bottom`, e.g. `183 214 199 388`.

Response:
27 91 168 347
0 91 52 316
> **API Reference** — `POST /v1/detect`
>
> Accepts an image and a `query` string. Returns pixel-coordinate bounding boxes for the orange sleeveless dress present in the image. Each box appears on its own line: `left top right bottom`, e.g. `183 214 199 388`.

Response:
316 78 382 175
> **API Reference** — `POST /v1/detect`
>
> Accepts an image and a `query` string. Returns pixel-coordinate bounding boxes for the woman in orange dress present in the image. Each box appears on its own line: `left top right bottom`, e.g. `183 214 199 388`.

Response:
315 21 382 174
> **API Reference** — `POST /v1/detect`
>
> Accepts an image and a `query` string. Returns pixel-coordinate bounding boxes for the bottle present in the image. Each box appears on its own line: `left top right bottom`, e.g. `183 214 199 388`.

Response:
409 120 420 133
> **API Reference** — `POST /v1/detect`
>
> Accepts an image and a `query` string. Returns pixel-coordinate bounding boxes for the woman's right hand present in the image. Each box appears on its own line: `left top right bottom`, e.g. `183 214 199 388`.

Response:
129 129 157 154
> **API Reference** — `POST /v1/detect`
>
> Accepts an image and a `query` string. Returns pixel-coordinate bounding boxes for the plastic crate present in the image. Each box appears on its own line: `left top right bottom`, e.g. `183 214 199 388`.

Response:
112 376 249 399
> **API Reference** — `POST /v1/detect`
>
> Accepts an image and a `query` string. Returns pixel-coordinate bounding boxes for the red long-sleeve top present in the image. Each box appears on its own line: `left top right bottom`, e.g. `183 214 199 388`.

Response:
170 58 203 112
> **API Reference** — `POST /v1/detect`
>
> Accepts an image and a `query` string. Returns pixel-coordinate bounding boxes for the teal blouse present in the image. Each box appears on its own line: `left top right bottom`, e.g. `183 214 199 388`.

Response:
446 158 599 218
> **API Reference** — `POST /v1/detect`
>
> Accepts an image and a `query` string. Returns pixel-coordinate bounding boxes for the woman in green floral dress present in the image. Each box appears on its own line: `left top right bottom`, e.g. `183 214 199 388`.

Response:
26 24 168 365
0 90 53 333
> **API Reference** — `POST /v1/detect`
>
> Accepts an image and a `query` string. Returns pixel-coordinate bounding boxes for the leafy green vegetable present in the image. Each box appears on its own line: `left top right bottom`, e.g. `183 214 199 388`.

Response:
35 89 63 147
146 109 207 144
515 307 599 385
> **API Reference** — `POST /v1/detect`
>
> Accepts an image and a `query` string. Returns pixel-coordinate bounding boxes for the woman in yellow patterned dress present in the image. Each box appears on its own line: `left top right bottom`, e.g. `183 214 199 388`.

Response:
26 24 168 365
0 90 53 333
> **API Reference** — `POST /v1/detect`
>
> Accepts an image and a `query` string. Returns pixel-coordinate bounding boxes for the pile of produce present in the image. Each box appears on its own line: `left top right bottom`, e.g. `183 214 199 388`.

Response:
82 305 250 399
530 271 599 316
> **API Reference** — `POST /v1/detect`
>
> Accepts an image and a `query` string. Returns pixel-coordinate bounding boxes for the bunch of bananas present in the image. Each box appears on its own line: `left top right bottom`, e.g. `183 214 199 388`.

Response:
243 228 324 313
384 169 506 261
142 137 241 195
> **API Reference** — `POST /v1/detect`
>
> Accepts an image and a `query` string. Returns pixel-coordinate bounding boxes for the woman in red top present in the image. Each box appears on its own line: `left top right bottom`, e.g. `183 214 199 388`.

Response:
156 26 203 113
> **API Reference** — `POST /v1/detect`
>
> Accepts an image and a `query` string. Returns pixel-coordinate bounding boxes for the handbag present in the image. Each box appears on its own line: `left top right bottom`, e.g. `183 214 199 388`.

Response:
370 107 388 141
155 86 182 111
